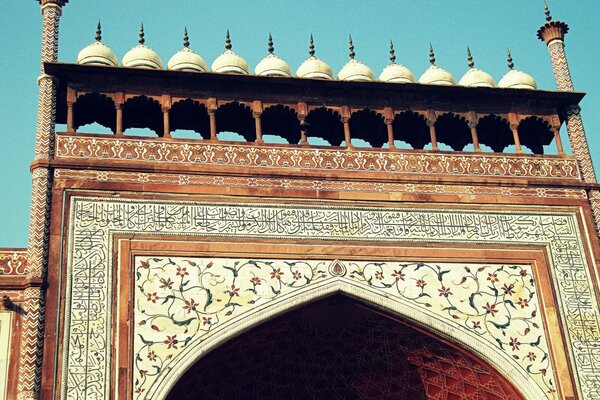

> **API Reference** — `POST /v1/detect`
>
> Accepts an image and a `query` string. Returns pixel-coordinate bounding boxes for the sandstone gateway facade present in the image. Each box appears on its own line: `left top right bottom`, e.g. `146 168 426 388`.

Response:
1 1 600 399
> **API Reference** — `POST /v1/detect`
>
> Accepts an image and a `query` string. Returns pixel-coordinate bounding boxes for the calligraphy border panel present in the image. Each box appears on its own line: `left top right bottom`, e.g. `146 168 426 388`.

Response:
60 196 599 400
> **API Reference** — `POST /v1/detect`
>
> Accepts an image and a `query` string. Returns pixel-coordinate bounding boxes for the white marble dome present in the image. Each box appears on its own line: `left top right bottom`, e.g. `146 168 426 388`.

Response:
296 35 333 80
498 50 537 89
458 50 495 87
122 25 163 69
418 45 455 86
255 35 292 77
77 22 118 67
338 37 375 82
378 41 416 83
211 31 249 74
167 29 206 72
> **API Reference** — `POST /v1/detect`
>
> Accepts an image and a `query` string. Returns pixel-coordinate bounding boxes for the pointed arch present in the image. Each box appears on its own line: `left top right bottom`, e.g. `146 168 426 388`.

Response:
392 111 430 149
518 116 553 155
122 95 163 136
215 101 255 142
349 108 387 148
477 115 513 153
147 279 545 400
73 92 116 133
170 99 210 139
435 113 472 151
261 104 301 144
304 107 344 146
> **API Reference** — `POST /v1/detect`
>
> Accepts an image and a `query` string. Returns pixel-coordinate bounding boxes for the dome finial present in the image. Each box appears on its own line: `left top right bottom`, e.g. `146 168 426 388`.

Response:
138 23 145 45
507 48 514 69
309 34 315 57
95 20 102 42
467 46 474 68
429 43 436 65
225 29 232 50
348 34 355 59
544 1 552 22
389 40 396 63
183 27 190 48
268 33 274 54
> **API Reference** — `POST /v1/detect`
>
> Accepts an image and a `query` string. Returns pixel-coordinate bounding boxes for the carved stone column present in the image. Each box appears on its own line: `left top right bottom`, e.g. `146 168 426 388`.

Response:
538 7 600 235
23 1 67 398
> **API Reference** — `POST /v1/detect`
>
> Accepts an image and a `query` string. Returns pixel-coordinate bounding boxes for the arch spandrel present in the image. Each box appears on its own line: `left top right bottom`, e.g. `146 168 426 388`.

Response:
133 257 553 400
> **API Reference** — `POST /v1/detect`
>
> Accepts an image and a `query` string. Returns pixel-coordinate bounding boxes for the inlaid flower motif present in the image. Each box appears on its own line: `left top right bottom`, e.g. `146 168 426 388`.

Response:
159 277 174 289
517 298 529 309
250 276 261 285
527 352 536 361
164 335 178 349
176 267 189 277
147 350 157 361
415 279 427 288
202 316 212 326
293 271 302 280
392 270 405 281
374 271 384 280
483 302 498 316
147 292 159 303
509 337 521 351
227 284 240 297
487 273 499 283
270 268 284 280
438 286 452 297
183 298 198 314
502 283 515 296
472 321 481 329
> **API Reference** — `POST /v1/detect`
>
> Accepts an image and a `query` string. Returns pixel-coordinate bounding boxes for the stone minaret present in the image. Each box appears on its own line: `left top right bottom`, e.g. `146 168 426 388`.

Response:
537 2 600 235
21 1 68 399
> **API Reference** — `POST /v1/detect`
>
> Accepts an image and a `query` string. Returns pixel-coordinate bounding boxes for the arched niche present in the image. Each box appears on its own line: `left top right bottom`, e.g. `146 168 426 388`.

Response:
167 295 524 400
73 92 116 133
146 279 546 400
434 113 472 151
170 99 210 140
349 108 387 148
123 95 163 137
518 117 553 155
261 104 301 144
215 101 255 142
477 115 513 153
392 111 430 150
304 107 344 146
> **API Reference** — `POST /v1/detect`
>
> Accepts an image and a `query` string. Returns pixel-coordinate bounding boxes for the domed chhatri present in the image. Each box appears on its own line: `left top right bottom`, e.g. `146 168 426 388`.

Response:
418 44 456 86
211 30 249 75
338 35 375 82
378 40 416 83
498 49 537 89
122 24 163 69
296 34 334 80
255 33 292 77
167 28 207 72
458 47 496 88
77 21 118 67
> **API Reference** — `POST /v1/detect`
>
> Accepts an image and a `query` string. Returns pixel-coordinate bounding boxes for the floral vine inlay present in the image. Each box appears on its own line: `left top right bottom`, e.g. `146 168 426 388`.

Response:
133 257 556 399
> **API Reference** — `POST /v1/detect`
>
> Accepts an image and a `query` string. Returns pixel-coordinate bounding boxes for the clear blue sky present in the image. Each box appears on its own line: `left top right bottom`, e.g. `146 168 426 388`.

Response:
1 1 599 247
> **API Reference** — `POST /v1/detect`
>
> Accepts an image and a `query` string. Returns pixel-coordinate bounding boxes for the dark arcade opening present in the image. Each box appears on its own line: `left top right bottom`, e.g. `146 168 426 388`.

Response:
170 99 211 139
215 101 255 142
304 107 345 146
349 109 388 148
392 111 430 150
167 295 524 400
518 116 554 155
73 92 116 133
261 104 301 144
477 114 514 153
122 95 163 137
435 113 472 151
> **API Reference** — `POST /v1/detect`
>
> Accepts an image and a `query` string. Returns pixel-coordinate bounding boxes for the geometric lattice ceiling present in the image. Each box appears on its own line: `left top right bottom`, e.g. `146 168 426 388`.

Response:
167 295 523 400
